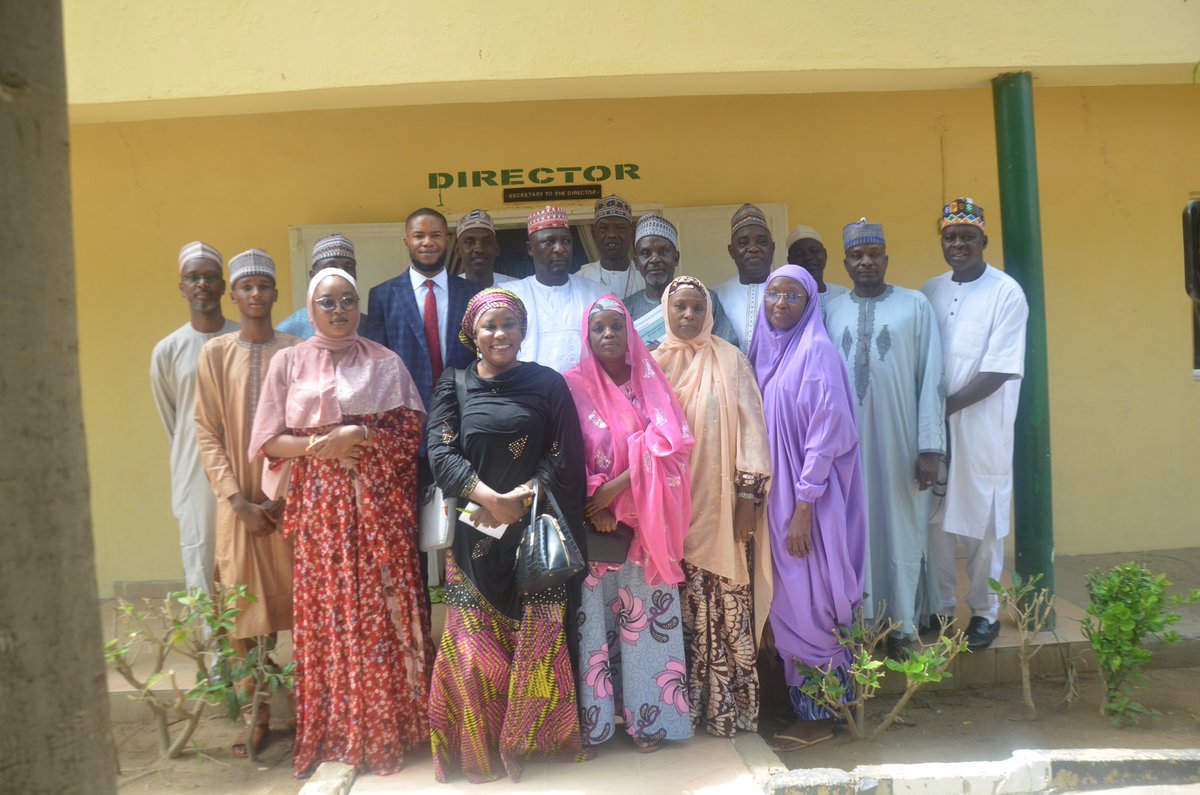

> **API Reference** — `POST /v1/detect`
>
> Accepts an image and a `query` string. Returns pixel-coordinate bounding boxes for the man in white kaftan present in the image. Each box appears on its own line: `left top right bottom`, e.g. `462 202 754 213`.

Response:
825 219 946 650
922 198 1028 651
711 203 777 354
510 205 607 373
576 194 645 298
151 241 238 594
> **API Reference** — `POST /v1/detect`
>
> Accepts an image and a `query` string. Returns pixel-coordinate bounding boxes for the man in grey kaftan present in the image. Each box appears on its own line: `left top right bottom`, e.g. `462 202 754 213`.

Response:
824 219 946 648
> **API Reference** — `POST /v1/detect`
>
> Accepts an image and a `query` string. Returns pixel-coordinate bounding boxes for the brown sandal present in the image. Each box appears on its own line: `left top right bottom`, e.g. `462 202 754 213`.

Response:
231 722 269 758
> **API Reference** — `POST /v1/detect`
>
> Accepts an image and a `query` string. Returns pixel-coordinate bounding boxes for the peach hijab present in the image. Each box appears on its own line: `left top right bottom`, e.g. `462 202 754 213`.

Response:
651 276 773 639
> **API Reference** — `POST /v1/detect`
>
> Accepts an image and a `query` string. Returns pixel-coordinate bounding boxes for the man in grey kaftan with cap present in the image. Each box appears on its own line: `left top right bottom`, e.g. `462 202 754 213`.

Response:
824 218 946 647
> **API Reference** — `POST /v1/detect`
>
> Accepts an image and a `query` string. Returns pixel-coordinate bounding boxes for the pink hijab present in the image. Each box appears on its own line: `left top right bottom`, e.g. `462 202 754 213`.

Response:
249 269 424 495
562 295 694 586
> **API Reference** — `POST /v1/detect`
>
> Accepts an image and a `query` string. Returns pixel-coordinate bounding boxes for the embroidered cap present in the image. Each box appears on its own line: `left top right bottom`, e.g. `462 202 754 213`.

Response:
527 205 570 235
786 225 824 249
594 194 633 223
634 214 678 248
940 197 986 231
456 209 496 238
228 248 276 285
730 203 770 237
178 241 223 272
311 233 356 267
842 218 886 251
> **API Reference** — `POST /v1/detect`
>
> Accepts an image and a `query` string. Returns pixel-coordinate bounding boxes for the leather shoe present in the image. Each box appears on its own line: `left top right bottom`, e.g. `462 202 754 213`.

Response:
964 616 1000 651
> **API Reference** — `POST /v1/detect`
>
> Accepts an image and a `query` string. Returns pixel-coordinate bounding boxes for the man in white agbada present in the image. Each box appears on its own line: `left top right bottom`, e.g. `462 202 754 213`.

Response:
824 219 945 657
576 194 645 298
711 203 776 354
922 198 1028 652
508 205 607 373
786 224 849 315
150 241 239 593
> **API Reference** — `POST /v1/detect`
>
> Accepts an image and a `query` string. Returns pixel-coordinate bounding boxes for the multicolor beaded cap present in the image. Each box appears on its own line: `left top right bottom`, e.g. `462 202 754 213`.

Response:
843 217 886 251
228 248 276 284
456 209 495 238
527 205 570 235
310 233 356 266
594 194 633 223
178 241 223 271
940 197 986 231
459 288 528 353
730 203 770 236
634 214 678 247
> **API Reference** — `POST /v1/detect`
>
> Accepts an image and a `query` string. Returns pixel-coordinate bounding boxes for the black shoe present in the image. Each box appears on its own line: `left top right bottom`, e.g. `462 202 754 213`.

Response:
920 613 952 640
886 634 916 661
964 616 1000 651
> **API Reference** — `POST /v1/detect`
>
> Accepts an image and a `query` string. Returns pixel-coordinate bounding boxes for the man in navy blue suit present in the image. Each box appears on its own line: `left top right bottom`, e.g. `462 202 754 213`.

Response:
364 208 482 483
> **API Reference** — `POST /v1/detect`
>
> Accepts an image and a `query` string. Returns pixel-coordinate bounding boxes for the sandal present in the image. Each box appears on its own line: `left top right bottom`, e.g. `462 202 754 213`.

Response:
632 736 663 754
231 721 269 758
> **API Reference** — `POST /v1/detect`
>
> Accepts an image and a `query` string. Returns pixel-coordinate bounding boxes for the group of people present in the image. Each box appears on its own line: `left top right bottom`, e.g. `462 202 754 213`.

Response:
150 192 1026 777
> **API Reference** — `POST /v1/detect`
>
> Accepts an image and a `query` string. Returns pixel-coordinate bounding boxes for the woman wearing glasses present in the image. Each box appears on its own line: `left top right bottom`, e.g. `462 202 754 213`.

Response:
748 265 866 751
250 269 433 777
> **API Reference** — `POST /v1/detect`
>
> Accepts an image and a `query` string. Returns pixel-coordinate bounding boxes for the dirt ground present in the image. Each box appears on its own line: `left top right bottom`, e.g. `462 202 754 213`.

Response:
760 667 1200 771
112 668 1200 792
113 714 300 794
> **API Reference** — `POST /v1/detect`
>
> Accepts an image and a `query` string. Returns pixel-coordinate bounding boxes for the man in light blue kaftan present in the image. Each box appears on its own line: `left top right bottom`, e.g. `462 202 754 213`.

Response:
824 219 946 652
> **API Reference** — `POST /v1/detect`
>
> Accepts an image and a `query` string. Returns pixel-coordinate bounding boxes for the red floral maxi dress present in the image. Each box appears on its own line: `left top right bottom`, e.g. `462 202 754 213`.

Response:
280 406 433 777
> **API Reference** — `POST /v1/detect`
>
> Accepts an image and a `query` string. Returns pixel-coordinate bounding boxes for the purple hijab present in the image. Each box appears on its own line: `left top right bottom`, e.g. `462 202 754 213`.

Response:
748 265 866 686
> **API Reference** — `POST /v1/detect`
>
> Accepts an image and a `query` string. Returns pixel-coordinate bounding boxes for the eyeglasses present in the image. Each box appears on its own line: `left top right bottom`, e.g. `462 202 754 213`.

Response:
765 291 807 304
313 295 359 313
182 274 222 285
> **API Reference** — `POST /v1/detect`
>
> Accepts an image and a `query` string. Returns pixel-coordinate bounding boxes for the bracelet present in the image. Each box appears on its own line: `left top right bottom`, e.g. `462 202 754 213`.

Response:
737 491 758 501
361 424 370 442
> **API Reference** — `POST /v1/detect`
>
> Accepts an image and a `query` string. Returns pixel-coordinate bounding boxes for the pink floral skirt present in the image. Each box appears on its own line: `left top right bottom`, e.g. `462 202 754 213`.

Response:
576 561 693 745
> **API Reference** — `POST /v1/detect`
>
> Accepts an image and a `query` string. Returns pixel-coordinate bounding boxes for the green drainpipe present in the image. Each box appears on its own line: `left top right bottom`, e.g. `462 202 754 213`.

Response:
992 71 1055 613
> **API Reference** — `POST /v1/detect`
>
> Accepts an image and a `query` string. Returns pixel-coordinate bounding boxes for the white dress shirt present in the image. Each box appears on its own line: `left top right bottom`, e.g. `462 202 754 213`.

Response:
409 267 450 363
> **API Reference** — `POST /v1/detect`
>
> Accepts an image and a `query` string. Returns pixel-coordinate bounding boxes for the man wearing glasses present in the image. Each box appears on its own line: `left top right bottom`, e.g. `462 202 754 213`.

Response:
151 241 239 595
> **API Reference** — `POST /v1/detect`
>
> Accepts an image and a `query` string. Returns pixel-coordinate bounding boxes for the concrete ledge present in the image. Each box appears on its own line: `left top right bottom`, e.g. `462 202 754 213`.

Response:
299 761 356 795
732 731 789 785
768 749 1200 795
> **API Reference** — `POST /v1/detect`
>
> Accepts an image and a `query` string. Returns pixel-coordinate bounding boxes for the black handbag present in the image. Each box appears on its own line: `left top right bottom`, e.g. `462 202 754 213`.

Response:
584 521 635 565
515 480 585 596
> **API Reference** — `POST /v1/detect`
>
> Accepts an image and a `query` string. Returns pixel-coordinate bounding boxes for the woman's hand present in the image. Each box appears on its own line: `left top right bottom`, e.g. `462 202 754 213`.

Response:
734 498 757 545
231 493 279 536
308 425 367 461
786 501 814 559
472 505 502 529
590 508 618 535
485 490 527 527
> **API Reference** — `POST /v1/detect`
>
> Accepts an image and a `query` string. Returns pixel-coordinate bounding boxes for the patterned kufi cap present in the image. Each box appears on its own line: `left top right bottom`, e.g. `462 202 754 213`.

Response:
459 288 528 354
456 209 496 238
730 203 771 237
527 205 570 235
667 275 705 297
634 214 678 248
178 241 223 272
593 194 633 223
843 218 886 251
786 225 824 249
310 233 356 267
940 197 986 231
228 248 276 284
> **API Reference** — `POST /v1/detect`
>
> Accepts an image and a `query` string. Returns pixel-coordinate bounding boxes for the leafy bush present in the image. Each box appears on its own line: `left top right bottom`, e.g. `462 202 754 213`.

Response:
1083 562 1199 726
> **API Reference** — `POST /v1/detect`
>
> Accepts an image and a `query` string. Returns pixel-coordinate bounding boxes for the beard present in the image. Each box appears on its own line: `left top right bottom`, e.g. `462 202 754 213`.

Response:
410 251 448 275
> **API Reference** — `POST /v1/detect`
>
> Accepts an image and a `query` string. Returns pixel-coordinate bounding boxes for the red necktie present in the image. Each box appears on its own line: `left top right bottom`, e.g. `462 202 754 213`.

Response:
423 280 443 381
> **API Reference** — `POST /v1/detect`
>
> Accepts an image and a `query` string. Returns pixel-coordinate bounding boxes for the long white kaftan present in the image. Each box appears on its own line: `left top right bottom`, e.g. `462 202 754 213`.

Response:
711 275 768 355
150 319 239 592
508 273 608 373
922 265 1027 541
824 286 945 638
577 260 645 298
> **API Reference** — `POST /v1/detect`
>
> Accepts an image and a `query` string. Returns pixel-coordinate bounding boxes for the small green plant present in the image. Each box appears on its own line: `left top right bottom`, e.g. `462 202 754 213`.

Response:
990 573 1055 719
795 610 968 739
1083 562 1200 726
105 585 293 759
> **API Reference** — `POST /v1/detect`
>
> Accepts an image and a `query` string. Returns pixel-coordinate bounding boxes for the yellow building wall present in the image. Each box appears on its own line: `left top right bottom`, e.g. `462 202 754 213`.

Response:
71 84 1200 595
63 0 1200 121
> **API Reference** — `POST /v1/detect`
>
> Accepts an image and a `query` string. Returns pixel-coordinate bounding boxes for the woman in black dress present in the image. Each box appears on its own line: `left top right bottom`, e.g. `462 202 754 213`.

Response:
425 288 591 784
